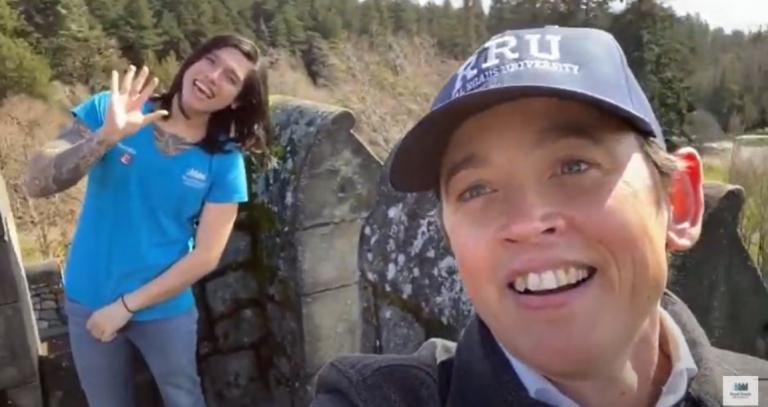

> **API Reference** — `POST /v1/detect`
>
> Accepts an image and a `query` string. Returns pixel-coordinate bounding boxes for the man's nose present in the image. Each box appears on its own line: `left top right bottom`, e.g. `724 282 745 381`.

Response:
496 192 566 244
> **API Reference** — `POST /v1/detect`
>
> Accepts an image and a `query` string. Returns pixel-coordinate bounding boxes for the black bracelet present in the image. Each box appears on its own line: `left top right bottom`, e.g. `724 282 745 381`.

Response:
120 295 136 314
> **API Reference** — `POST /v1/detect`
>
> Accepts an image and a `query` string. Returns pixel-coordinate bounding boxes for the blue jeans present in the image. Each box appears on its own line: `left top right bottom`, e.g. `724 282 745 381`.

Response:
65 299 206 407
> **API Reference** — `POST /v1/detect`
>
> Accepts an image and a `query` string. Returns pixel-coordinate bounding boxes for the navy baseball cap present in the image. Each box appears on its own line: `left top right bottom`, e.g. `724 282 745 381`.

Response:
389 26 665 193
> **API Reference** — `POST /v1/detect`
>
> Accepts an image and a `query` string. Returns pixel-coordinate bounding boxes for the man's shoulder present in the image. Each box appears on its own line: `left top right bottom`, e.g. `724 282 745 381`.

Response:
311 338 456 407
709 346 768 376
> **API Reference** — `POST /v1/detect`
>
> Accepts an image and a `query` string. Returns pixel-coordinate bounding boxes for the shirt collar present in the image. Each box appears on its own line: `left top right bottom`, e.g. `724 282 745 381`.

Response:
499 307 699 407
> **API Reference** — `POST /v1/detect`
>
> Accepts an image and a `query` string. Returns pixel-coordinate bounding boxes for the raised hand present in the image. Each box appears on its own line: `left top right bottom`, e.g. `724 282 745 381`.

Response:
101 65 169 142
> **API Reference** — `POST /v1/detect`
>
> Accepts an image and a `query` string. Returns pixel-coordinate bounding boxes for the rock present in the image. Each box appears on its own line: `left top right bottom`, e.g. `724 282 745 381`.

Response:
41 301 57 310
301 285 361 375
38 320 49 330
359 153 471 344
378 305 425 355
204 270 261 320
0 305 37 389
214 308 267 351
669 182 768 358
217 230 252 269
296 220 362 295
0 172 42 403
200 351 271 407
38 310 59 321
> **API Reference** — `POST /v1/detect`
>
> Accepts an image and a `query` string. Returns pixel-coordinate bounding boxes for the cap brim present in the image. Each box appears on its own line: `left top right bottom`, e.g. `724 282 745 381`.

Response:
389 85 657 193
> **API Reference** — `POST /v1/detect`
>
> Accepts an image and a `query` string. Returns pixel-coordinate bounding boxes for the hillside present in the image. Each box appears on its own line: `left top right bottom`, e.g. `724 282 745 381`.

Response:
0 36 458 263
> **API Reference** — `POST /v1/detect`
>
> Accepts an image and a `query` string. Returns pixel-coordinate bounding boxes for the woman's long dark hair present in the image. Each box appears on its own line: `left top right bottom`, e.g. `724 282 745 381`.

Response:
151 34 273 155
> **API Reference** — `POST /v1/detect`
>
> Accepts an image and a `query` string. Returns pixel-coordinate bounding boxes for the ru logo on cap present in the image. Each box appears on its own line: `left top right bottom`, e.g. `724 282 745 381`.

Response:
452 31 579 98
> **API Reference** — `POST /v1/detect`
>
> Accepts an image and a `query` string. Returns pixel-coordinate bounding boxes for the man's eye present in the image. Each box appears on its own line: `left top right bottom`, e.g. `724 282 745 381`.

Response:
458 184 492 202
560 159 591 175
205 56 215 64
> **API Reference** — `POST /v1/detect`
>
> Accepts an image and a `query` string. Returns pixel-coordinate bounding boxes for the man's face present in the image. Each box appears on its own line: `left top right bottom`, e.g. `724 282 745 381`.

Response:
439 97 701 378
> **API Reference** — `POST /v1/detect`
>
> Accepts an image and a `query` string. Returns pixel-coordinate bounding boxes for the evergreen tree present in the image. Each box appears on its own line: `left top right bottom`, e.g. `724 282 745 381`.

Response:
146 51 180 91
38 0 124 88
390 0 418 36
462 0 487 52
119 0 160 64
487 0 516 35
611 0 694 147
156 10 191 59
0 34 52 99
0 0 19 35
0 0 51 99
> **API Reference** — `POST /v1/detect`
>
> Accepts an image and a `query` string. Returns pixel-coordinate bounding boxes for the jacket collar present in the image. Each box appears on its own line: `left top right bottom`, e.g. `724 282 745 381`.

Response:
444 291 722 407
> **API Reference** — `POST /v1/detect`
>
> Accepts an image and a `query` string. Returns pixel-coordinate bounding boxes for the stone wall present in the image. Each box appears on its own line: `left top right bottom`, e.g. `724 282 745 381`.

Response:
0 172 43 407
25 262 66 339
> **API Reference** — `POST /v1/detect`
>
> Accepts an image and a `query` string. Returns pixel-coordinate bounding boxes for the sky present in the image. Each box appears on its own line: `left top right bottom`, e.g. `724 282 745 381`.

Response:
418 0 767 33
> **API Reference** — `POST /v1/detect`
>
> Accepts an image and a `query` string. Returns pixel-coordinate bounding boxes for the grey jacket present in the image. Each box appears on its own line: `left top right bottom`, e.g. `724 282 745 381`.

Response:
311 292 768 406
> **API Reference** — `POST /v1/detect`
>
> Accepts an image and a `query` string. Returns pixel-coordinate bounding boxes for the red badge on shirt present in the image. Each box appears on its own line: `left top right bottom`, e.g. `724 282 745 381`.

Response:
120 152 133 165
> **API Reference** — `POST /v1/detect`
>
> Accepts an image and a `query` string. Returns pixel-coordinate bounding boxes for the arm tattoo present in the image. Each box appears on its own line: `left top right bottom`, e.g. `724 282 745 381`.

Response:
153 126 192 155
24 120 114 198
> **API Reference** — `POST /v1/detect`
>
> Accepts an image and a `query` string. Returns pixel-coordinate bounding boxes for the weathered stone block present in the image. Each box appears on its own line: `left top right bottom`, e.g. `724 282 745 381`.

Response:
0 305 36 389
214 308 267 351
296 123 381 228
669 183 768 358
301 285 360 375
217 229 252 268
379 304 425 355
38 310 59 321
297 220 361 295
205 270 261 320
360 162 471 339
201 351 271 407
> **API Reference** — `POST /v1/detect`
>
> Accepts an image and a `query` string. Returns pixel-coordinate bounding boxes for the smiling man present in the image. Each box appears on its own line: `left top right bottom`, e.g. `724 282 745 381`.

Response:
310 27 768 407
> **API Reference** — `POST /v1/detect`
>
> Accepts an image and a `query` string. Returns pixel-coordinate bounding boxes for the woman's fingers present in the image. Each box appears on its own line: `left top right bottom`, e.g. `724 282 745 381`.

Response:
137 77 159 104
131 66 150 97
121 65 136 94
142 109 170 126
111 70 119 94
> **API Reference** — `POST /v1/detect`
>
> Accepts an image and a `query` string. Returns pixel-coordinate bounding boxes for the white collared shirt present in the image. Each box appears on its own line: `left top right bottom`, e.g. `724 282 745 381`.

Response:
500 308 699 407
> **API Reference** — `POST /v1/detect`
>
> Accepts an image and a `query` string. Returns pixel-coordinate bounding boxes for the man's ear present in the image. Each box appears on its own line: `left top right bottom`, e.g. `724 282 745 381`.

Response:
666 147 705 251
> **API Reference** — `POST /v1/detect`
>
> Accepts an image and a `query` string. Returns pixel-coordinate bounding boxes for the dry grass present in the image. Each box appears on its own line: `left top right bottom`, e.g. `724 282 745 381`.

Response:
268 36 460 161
0 94 85 264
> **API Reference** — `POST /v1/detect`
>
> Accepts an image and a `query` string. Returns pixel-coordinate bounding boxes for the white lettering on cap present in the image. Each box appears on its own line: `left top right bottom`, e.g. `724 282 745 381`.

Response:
451 32 567 97
526 34 561 60
481 35 519 68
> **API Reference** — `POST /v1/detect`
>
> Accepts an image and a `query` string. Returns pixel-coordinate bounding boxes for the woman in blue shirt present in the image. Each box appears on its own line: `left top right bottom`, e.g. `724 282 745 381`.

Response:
24 34 272 407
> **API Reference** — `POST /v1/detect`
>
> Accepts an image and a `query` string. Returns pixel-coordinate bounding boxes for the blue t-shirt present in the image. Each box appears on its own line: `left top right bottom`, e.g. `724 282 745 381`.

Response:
64 91 248 321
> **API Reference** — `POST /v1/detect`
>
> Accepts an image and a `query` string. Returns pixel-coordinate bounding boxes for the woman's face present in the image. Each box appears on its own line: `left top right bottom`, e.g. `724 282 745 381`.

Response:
180 47 253 114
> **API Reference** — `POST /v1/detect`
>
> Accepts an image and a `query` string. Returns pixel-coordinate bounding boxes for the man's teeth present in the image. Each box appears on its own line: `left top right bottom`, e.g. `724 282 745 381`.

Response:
513 267 592 293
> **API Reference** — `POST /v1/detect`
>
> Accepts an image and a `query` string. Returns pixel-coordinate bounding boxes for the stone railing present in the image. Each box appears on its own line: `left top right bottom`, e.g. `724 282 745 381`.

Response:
0 172 43 406
25 261 66 339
